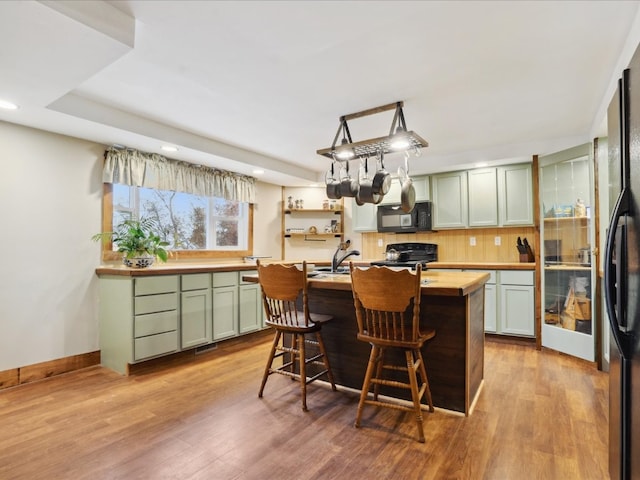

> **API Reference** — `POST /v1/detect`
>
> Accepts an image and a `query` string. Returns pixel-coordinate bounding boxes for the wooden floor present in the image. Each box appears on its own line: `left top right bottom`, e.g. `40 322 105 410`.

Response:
0 333 609 480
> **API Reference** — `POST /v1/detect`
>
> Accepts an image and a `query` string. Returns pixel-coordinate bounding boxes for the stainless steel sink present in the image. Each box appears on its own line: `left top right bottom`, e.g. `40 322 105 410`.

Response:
312 266 350 275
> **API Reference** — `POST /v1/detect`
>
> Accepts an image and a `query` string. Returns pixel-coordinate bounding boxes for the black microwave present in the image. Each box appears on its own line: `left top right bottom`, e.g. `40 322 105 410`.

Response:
376 201 432 233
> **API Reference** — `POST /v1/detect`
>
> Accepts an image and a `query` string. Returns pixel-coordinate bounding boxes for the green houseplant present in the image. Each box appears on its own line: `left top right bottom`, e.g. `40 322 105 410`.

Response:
93 217 169 268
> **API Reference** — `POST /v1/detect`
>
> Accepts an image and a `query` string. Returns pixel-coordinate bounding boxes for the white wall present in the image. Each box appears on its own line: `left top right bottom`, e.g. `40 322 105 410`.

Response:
0 121 104 371
0 122 285 371
253 181 283 261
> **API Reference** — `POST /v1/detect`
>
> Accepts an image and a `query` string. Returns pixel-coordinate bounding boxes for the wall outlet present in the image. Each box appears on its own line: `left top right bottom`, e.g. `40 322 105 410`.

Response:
377 238 383 247
469 236 476 246
494 236 501 246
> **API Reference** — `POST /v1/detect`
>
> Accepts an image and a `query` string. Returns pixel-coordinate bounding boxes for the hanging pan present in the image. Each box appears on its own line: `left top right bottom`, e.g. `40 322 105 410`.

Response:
371 149 391 195
325 161 342 200
399 152 415 213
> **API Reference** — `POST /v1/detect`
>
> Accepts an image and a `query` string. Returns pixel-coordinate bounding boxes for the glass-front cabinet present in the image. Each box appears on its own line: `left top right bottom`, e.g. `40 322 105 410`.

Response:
539 144 595 361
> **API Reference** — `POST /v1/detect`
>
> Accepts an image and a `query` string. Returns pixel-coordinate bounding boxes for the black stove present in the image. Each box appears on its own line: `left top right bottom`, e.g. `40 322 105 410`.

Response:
370 242 438 270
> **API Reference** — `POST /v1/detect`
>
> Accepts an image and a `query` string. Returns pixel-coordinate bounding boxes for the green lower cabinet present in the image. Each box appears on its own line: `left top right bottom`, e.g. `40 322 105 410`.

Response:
181 288 212 348
213 284 239 340
239 283 263 334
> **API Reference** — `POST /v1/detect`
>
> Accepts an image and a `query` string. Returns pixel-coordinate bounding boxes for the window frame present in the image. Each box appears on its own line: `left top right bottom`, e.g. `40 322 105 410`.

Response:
100 183 254 262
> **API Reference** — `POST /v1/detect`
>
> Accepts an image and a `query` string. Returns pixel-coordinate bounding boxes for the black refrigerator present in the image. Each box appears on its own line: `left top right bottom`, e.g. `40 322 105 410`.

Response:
606 44 640 480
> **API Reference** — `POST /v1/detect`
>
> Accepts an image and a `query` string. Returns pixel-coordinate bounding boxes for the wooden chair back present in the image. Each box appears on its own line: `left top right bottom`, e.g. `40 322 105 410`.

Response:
257 260 310 328
349 264 423 345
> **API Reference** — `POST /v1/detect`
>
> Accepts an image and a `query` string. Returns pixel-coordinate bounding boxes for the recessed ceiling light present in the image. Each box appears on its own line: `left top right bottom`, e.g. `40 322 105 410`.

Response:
252 169 265 175
475 162 489 168
0 99 19 110
161 145 178 152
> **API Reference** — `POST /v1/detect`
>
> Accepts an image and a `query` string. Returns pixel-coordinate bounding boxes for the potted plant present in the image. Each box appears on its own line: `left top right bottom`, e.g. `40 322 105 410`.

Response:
93 217 169 268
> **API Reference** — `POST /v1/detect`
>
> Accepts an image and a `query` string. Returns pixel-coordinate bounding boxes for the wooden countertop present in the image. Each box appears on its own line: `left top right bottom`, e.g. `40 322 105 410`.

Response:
428 261 535 270
242 269 489 298
95 262 260 276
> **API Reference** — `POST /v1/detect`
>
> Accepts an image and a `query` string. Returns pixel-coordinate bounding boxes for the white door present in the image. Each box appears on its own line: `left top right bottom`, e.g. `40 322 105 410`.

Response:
539 144 596 361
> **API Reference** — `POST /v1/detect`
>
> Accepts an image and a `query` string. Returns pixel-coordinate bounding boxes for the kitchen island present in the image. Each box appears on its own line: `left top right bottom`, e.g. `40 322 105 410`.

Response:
248 268 489 416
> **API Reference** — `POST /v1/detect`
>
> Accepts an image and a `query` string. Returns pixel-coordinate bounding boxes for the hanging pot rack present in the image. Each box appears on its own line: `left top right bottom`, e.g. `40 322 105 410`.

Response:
316 101 428 160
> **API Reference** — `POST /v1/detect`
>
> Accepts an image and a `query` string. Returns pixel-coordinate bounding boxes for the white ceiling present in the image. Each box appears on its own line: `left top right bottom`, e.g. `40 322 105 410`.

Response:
2 0 640 186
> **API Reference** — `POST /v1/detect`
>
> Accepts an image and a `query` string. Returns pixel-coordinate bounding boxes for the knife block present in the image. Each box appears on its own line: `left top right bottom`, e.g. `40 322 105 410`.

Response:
519 251 534 263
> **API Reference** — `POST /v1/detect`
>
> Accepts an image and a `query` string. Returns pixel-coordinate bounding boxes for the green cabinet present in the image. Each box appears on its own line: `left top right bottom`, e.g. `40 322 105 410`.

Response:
499 271 535 337
468 168 498 227
433 164 533 229
432 171 468 228
498 164 533 225
239 273 263 334
181 273 212 349
99 269 265 375
352 176 430 232
213 272 239 340
462 269 533 336
351 201 378 232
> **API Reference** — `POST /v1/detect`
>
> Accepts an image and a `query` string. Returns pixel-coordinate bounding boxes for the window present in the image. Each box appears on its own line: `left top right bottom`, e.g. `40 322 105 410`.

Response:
102 183 253 260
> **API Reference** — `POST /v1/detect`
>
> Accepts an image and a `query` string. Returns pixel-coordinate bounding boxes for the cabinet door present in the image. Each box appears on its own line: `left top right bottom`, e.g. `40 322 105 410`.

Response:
181 288 212 348
213 285 238 340
239 283 263 334
468 168 498 227
351 200 378 232
379 176 430 205
413 175 430 202
484 283 497 333
499 284 535 336
432 171 468 228
498 164 533 225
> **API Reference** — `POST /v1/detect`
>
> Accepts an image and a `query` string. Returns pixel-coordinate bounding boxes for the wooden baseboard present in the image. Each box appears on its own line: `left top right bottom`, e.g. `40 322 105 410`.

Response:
0 351 101 391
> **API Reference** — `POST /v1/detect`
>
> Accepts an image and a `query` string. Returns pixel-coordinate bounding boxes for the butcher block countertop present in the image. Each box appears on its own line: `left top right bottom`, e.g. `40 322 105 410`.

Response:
428 261 535 270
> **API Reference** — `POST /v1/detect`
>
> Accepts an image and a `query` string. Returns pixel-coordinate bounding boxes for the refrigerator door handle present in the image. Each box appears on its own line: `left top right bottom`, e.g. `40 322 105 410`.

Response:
604 187 632 358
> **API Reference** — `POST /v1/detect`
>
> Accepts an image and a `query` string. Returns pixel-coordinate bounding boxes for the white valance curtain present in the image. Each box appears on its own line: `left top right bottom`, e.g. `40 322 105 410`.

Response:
102 147 256 203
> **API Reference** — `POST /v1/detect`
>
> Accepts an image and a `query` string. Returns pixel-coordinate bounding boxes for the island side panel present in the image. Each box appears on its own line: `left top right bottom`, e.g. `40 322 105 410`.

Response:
467 287 485 413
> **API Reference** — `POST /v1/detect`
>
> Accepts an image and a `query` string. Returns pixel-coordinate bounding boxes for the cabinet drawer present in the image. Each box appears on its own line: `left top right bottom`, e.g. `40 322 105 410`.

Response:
182 273 211 291
135 292 178 315
134 310 178 337
499 270 534 286
213 271 238 288
134 331 178 361
135 276 178 296
240 270 257 285
465 269 497 284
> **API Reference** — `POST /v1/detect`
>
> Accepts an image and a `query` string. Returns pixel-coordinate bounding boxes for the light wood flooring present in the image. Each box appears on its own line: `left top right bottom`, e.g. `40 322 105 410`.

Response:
0 333 609 480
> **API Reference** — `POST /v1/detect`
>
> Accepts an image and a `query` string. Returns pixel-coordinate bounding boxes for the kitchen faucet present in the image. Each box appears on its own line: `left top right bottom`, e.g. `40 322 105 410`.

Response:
332 240 360 272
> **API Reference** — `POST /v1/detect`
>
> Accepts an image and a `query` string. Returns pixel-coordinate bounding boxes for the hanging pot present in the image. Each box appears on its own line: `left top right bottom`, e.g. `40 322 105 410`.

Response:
338 161 359 198
371 150 391 195
399 153 415 213
325 163 342 200
356 158 382 204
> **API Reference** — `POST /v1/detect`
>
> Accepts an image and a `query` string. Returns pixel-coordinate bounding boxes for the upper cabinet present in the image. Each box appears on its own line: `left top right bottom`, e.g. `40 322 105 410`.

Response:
380 175 430 205
497 164 533 226
433 164 533 229
468 168 498 227
352 175 430 232
432 171 469 229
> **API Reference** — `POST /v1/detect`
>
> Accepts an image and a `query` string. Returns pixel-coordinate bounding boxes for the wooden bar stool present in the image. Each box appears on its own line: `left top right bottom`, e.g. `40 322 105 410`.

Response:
256 260 336 411
349 263 435 442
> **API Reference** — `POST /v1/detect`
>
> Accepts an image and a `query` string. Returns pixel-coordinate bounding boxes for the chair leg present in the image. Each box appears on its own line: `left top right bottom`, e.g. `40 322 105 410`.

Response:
373 347 385 401
416 350 434 412
406 349 425 443
289 333 297 379
299 333 308 411
259 330 281 398
355 345 378 428
315 331 337 391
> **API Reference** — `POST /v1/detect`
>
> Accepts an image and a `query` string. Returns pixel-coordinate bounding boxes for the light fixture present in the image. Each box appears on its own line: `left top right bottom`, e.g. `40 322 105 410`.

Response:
0 99 19 110
252 169 265 175
317 101 428 160
161 145 178 152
